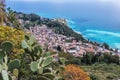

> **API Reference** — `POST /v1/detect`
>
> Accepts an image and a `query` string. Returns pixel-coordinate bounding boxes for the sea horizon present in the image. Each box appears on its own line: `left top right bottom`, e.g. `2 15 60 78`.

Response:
6 0 120 50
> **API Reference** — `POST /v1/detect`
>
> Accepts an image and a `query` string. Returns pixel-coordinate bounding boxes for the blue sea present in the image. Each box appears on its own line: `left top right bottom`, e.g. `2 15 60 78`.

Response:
7 1 120 49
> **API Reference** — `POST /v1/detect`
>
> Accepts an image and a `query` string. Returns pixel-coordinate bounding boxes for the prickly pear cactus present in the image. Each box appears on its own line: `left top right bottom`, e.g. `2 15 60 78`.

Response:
29 35 35 45
0 51 4 64
13 69 19 77
1 41 13 52
1 70 9 80
30 61 38 72
41 56 53 67
21 40 29 49
8 59 20 71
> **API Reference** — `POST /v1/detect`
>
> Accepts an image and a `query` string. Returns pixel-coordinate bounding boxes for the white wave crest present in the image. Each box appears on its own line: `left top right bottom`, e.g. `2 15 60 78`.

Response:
86 29 120 38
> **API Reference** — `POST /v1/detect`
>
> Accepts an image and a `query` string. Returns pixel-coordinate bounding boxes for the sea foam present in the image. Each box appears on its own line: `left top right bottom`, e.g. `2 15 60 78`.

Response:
85 29 120 38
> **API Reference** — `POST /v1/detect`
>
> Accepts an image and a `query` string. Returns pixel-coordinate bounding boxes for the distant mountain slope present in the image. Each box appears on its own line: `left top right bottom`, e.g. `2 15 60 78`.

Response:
16 12 86 41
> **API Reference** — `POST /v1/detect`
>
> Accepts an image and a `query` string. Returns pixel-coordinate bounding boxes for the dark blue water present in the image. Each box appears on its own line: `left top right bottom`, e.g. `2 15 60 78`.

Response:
6 1 120 49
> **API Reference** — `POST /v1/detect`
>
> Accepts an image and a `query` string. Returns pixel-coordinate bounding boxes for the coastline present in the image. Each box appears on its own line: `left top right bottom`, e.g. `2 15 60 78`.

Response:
30 13 120 50
66 18 120 50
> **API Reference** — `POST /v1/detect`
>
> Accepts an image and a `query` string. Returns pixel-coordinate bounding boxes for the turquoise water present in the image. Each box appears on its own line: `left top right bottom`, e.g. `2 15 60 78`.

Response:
67 18 120 49
7 1 120 49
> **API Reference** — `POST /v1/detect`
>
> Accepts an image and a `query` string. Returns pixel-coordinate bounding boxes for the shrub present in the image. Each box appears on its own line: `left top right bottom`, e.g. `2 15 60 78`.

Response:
59 52 74 60
90 74 99 80
82 52 94 65
0 26 25 56
63 64 90 80
66 57 81 65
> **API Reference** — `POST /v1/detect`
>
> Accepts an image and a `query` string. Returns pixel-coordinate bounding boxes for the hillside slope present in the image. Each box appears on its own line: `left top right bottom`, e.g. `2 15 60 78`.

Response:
16 12 86 41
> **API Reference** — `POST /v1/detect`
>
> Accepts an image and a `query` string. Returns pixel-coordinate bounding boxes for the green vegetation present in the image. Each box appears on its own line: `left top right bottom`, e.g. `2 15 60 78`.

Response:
59 52 120 65
0 28 66 80
59 52 120 80
7 8 21 29
102 42 110 49
16 12 86 41
81 63 120 80
0 1 120 80
0 41 20 80
0 3 65 79
19 36 65 80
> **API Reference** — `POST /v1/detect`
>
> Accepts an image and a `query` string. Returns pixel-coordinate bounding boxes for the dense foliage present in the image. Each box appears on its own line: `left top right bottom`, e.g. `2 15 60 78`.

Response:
63 64 90 80
0 1 120 80
0 28 66 80
60 52 120 80
0 26 25 57
60 52 120 65
81 63 120 80
0 2 91 79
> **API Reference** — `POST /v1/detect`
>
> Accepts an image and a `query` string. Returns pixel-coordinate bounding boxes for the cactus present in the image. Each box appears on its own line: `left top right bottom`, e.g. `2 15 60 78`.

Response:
4 55 8 65
41 56 53 67
0 64 2 72
38 57 43 65
22 35 43 61
20 35 65 79
0 51 4 64
1 41 13 52
22 36 35 49
45 52 51 57
1 70 9 80
43 73 55 79
21 40 29 49
38 67 43 74
0 51 20 80
13 69 19 77
33 45 39 54
8 59 20 71
29 35 35 45
38 46 43 54
38 76 50 80
30 61 38 72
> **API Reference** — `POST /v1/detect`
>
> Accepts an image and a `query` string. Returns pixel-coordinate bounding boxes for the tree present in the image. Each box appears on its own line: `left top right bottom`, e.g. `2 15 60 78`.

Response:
111 55 119 64
102 42 109 49
82 52 94 65
57 45 62 51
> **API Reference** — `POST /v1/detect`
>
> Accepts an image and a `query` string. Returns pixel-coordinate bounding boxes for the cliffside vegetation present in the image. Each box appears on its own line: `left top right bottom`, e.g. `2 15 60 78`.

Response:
0 1 90 80
59 52 120 80
16 12 86 41
0 1 120 80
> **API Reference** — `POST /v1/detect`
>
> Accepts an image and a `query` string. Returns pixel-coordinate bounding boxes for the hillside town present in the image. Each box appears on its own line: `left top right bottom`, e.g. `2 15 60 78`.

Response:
28 25 120 57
